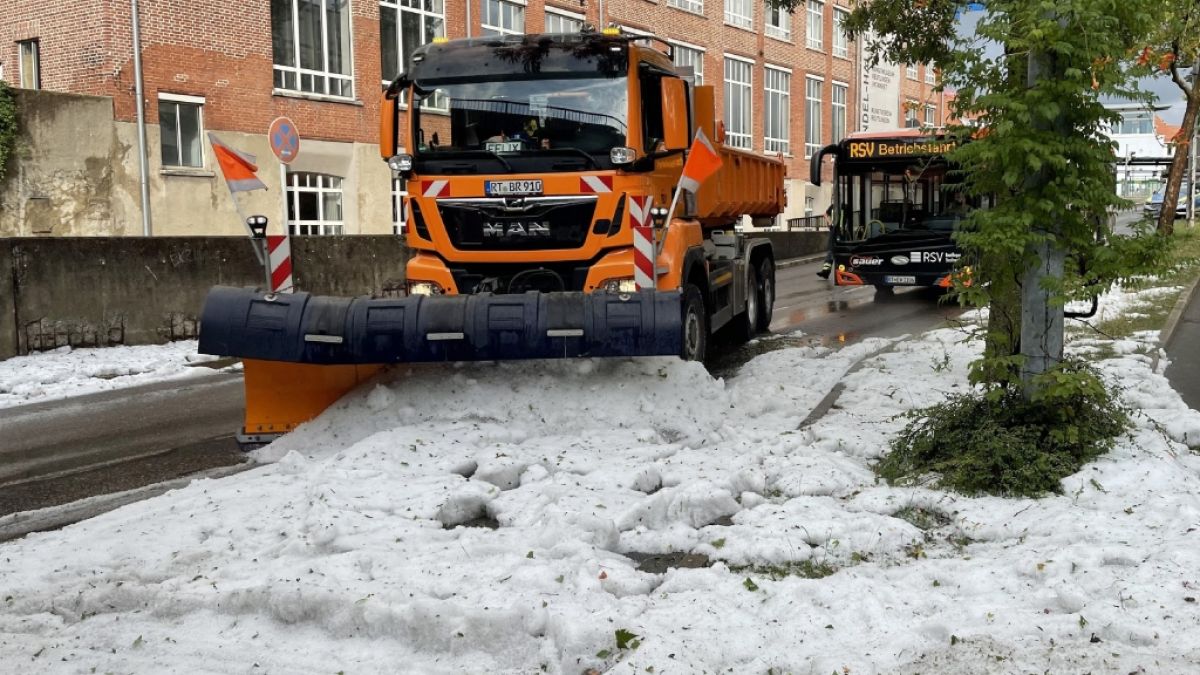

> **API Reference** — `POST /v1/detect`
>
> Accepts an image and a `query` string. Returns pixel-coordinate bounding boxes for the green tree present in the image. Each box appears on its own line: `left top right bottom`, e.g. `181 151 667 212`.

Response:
768 0 1166 493
1138 3 1200 235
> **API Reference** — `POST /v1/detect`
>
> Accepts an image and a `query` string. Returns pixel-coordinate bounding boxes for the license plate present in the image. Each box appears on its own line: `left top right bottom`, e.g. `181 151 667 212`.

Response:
485 141 524 153
884 275 917 285
485 179 543 196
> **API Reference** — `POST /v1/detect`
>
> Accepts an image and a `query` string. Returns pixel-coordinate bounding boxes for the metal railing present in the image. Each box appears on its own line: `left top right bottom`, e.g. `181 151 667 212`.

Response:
785 215 827 231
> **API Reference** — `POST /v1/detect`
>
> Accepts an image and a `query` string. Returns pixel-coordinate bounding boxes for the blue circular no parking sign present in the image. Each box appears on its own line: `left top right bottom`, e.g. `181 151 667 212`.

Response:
268 117 300 164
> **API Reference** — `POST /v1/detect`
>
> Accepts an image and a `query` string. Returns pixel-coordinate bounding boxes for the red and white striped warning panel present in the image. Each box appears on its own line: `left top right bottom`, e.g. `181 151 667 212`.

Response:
579 175 613 194
267 235 294 293
630 195 655 291
423 179 450 198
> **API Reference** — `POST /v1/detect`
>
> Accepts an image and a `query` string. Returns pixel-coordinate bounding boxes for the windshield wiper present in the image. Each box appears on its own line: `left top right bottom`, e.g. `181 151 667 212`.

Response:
426 149 514 172
542 147 601 170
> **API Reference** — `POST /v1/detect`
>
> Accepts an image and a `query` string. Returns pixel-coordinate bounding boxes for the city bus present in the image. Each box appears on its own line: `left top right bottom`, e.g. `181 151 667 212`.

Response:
810 130 977 292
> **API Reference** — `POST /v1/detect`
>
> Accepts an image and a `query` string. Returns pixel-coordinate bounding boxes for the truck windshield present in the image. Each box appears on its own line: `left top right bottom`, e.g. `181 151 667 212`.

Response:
412 77 629 172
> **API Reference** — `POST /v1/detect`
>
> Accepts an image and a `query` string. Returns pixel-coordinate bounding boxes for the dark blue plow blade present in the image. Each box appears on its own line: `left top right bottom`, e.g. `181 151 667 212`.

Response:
198 286 683 364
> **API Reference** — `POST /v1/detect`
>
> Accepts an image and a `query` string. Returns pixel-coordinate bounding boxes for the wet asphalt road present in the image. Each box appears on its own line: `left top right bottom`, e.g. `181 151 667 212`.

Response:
0 257 964 520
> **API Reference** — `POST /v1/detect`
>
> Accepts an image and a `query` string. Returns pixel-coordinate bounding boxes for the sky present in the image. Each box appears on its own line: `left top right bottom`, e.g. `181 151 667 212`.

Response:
955 6 1189 124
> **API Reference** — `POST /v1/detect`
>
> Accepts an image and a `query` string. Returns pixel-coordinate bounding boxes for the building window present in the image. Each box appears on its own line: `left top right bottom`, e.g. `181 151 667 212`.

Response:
1117 112 1154 135
668 0 704 15
271 0 353 98
764 66 790 155
158 95 204 168
924 64 936 85
380 0 445 88
287 172 345 235
724 56 753 150
806 1 824 51
925 104 938 126
832 82 847 143
725 0 753 29
904 100 919 128
906 63 918 80
18 40 40 90
544 8 583 32
481 0 525 36
833 9 849 59
805 76 822 158
766 5 791 41
392 177 407 235
671 42 705 85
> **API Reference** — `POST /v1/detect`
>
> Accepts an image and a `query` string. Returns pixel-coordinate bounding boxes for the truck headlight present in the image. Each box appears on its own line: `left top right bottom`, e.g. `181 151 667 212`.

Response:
408 281 444 296
601 278 639 293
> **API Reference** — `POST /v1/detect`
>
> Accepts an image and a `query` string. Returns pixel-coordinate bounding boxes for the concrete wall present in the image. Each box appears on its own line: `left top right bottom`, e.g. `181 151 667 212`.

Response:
0 236 408 359
756 231 829 261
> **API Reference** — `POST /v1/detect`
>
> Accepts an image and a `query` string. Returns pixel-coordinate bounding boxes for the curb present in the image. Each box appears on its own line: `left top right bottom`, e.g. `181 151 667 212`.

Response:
1160 274 1200 350
777 253 827 269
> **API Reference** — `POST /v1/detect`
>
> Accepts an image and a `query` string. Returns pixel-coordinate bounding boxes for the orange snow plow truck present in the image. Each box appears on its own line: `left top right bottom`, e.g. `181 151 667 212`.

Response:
199 29 785 444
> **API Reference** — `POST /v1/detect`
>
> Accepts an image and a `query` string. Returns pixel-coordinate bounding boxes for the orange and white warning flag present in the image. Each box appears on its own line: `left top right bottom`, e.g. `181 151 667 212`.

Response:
678 128 723 193
208 133 267 193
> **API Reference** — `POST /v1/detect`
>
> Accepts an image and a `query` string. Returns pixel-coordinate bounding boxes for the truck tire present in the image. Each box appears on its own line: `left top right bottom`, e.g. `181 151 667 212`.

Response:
754 256 775 332
729 264 759 345
681 284 708 361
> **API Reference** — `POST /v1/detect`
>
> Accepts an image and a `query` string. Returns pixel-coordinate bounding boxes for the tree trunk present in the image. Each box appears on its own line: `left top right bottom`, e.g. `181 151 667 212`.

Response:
974 255 1023 388
1157 83 1200 236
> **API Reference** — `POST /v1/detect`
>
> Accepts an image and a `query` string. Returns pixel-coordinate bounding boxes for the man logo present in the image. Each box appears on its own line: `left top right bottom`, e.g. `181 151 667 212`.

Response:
890 255 910 266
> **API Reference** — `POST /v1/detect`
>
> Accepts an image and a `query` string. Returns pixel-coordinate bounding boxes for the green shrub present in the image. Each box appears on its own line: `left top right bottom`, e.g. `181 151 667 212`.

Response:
0 81 16 183
879 361 1130 497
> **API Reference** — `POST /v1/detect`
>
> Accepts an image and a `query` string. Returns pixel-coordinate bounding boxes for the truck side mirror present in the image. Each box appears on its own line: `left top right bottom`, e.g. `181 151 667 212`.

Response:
379 93 399 161
660 78 689 152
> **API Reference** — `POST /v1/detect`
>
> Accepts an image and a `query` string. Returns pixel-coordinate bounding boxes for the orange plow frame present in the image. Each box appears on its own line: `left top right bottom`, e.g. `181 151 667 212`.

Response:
238 360 384 444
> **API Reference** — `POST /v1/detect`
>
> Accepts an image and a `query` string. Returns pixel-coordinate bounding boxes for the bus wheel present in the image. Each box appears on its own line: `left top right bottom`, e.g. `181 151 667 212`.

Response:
681 284 708 362
755 257 775 332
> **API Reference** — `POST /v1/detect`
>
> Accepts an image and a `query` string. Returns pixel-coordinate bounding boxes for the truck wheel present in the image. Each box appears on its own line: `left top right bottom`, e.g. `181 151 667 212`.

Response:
681 284 708 361
754 257 775 332
729 264 759 345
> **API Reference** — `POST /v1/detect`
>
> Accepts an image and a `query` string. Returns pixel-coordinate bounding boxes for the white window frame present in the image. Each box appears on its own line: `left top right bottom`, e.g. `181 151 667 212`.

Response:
18 40 40 90
805 75 823 159
668 0 704 16
925 103 938 126
725 0 753 29
670 40 705 85
724 55 754 150
764 65 791 155
544 7 584 32
904 100 919 128
806 1 824 51
380 0 446 97
831 81 847 144
286 172 346 236
481 0 526 36
833 8 849 59
157 93 206 169
906 63 919 80
272 0 355 99
766 5 791 41
924 63 937 85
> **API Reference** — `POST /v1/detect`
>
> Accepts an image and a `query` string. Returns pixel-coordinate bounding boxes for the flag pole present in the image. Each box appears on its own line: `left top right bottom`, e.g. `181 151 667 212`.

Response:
656 184 685 287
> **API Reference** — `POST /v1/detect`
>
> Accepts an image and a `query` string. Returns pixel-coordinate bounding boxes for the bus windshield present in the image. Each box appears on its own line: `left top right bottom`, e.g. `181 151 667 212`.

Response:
833 159 984 241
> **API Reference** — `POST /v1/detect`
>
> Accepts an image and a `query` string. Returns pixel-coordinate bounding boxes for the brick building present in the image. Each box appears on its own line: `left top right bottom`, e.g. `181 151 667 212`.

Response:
1 0 947 236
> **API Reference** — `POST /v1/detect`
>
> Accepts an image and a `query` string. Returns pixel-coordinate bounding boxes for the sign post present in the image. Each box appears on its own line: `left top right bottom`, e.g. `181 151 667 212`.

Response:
268 117 300 293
